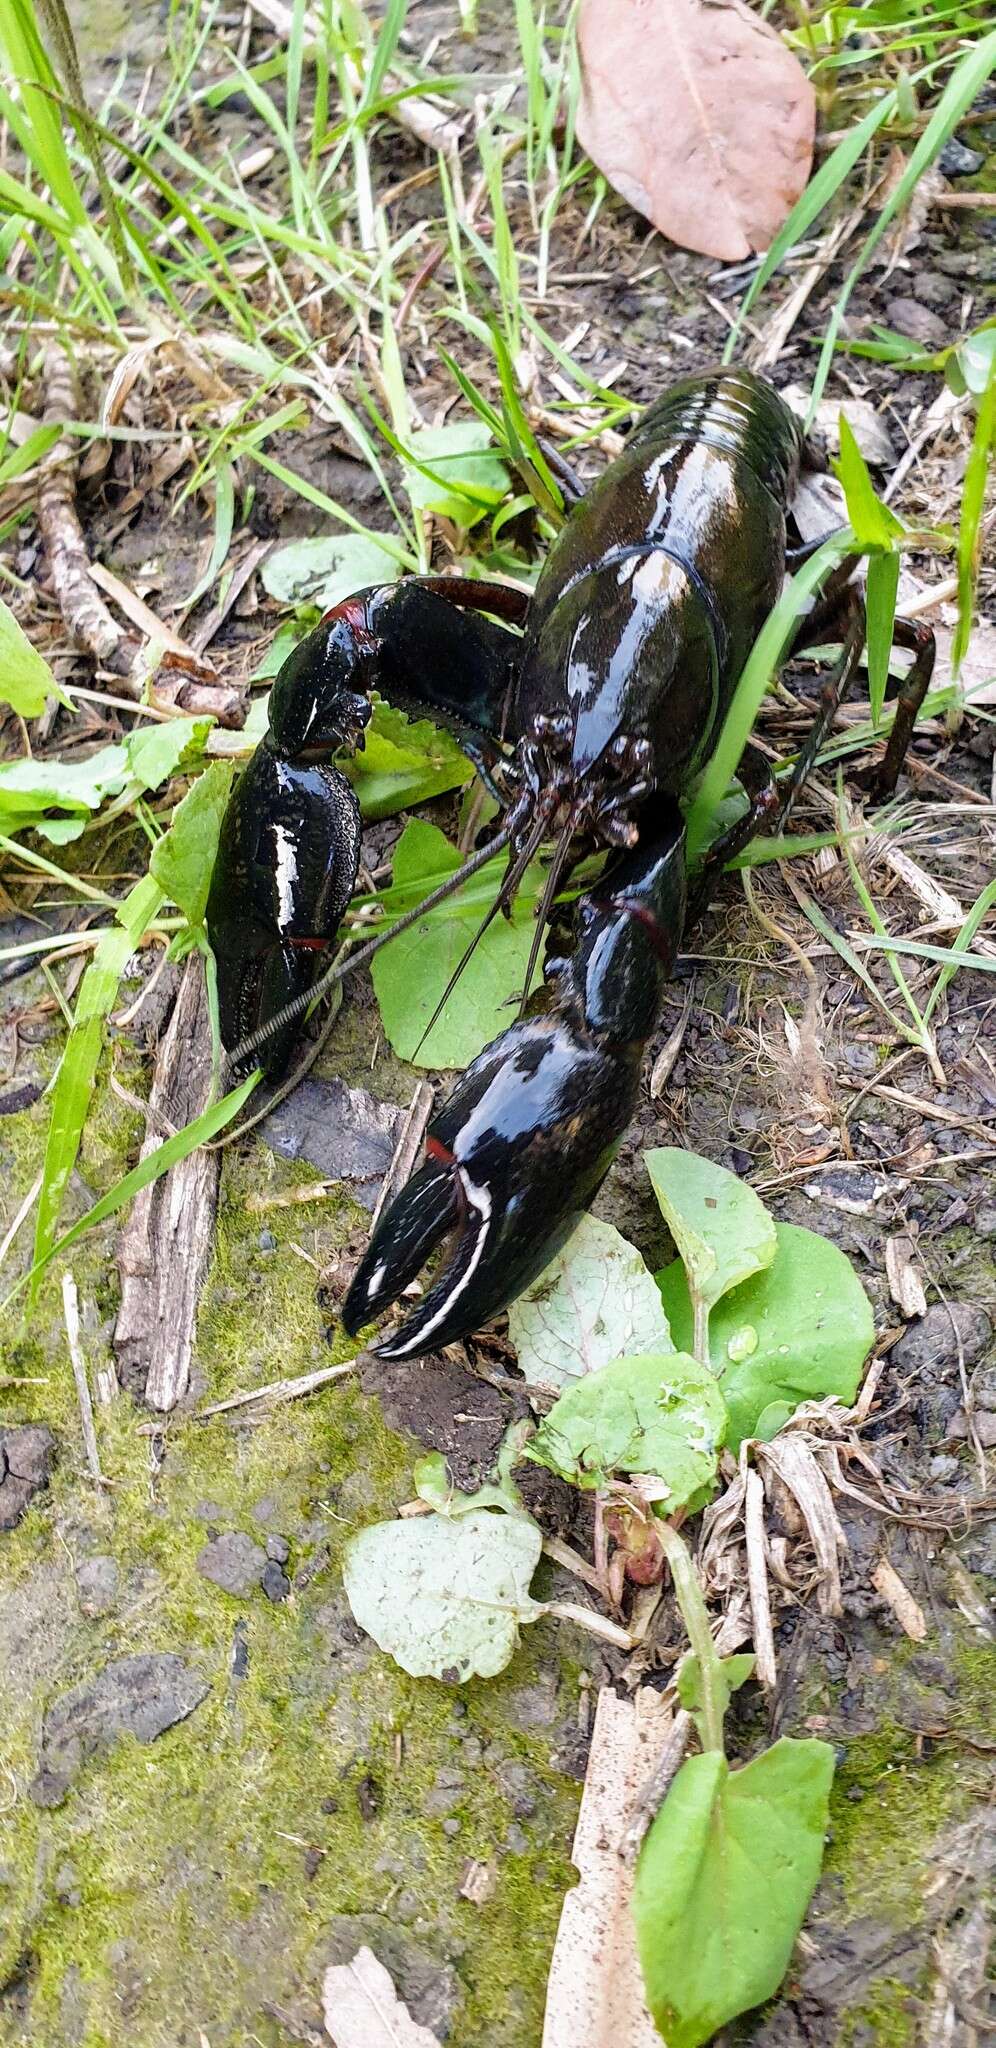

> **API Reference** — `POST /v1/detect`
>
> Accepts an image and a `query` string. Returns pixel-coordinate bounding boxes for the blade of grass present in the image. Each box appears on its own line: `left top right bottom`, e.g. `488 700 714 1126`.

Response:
30 870 164 1297
7 1068 259 1313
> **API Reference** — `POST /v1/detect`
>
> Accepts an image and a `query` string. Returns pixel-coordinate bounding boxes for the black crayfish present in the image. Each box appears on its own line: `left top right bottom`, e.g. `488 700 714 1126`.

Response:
206 368 935 1358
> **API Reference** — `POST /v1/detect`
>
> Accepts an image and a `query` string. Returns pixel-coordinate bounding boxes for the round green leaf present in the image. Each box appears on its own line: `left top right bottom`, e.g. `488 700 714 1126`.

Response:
657 1220 874 1452
645 1148 777 1317
508 1212 675 1392
0 595 73 717
633 1738 835 2048
526 1351 726 1502
343 1509 543 1681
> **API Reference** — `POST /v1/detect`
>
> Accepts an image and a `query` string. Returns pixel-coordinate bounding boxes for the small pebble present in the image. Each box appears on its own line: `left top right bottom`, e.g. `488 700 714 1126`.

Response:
258 1229 276 1253
938 136 984 177
196 1531 267 1597
442 1818 461 1838
265 1534 290 1563
884 297 949 349
54 1861 82 1907
261 1560 291 1602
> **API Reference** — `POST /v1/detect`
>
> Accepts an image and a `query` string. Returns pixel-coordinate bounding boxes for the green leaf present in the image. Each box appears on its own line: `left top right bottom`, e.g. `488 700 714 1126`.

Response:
657 1221 874 1452
833 414 903 550
346 699 472 819
31 871 165 1288
508 1212 674 1392
644 1149 777 1357
952 359 996 678
633 1738 835 2048
677 1651 755 1748
865 549 900 727
150 761 235 928
0 743 128 825
526 1351 726 1503
260 531 400 609
370 818 544 1068
0 594 73 717
343 1508 544 1681
413 1420 532 1519
124 715 214 793
946 323 996 400
404 421 510 526
10 1066 259 1311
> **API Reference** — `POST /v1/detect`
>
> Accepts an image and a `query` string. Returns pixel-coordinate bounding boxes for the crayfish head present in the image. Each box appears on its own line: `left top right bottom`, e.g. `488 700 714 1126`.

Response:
267 596 385 758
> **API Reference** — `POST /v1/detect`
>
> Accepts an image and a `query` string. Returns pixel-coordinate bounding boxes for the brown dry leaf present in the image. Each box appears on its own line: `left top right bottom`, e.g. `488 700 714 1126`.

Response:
542 1687 665 2048
576 0 815 262
322 1948 439 2047
872 1556 927 1641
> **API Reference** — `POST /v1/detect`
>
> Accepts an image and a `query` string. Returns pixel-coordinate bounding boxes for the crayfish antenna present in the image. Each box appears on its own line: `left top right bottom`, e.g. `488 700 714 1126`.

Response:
224 818 514 1076
516 815 575 1020
410 801 552 1061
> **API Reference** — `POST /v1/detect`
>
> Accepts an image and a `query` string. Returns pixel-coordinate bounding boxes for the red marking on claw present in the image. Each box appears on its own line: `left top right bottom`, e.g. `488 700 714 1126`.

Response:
320 596 379 650
426 1135 457 1167
591 896 675 968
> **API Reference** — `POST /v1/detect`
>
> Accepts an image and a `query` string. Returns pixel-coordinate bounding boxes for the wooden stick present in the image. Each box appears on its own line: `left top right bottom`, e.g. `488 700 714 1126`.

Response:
195 1360 355 1419
62 1272 105 1487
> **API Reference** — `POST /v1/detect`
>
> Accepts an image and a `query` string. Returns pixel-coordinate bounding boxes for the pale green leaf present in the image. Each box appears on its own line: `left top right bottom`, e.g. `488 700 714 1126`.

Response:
645 1148 777 1326
124 715 214 792
657 1221 874 1452
413 1421 532 1519
261 531 399 609
346 699 472 819
508 1212 674 1392
677 1651 755 1749
405 421 509 526
526 1351 726 1502
343 1509 543 1680
634 1739 835 2048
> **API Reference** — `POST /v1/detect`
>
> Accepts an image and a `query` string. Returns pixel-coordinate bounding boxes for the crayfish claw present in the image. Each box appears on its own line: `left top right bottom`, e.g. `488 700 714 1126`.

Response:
342 1159 457 1339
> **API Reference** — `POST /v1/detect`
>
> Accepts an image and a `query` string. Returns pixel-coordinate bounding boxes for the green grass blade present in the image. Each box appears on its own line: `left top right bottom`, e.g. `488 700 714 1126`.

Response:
952 367 996 676
923 878 996 1021
9 1067 259 1312
866 550 900 726
685 531 856 869
808 28 996 421
30 870 164 1295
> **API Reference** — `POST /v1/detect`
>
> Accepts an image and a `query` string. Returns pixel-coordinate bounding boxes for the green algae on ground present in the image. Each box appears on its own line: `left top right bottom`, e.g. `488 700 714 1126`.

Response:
1 1094 583 2048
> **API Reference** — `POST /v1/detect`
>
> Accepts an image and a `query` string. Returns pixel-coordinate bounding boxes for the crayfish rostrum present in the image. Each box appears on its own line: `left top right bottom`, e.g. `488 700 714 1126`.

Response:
206 368 934 1359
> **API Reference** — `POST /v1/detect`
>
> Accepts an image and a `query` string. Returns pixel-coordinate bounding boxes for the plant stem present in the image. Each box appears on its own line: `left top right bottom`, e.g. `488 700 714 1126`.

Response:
544 1600 635 1649
657 1522 725 1753
692 1294 710 1369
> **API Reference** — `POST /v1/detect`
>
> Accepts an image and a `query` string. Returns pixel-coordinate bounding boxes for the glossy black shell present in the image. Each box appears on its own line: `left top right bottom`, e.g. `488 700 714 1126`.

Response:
514 368 804 792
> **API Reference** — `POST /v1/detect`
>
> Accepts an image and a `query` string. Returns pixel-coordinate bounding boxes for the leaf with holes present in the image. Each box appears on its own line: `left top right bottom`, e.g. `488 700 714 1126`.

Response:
343 1508 543 1681
526 1351 726 1502
508 1212 674 1392
658 1221 874 1451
